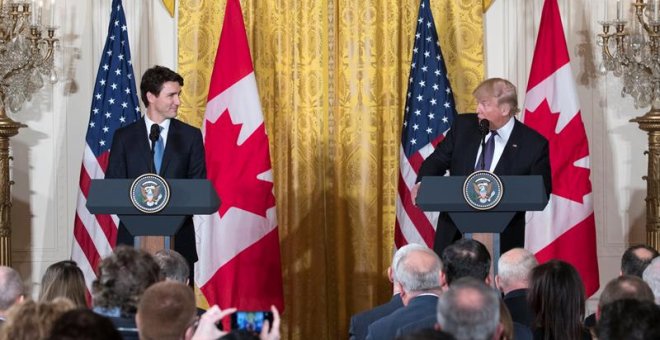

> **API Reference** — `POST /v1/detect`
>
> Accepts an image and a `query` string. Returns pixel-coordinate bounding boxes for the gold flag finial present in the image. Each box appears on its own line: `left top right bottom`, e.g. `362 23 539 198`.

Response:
162 0 175 17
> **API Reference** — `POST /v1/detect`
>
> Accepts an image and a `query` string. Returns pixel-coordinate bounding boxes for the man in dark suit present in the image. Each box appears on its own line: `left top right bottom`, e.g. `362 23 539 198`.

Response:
349 247 406 340
412 78 551 256
365 244 444 340
495 248 537 329
106 65 206 284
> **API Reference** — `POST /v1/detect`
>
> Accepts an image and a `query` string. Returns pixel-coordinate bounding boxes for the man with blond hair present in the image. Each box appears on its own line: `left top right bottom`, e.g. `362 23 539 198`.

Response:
136 281 197 340
412 78 551 256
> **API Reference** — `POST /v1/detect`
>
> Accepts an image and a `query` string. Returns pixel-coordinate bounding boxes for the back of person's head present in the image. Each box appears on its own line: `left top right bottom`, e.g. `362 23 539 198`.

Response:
140 65 184 107
47 308 122 340
621 244 659 277
598 275 654 309
92 245 162 316
154 249 189 283
498 297 514 340
136 281 196 340
441 239 491 286
596 299 660 340
0 297 76 340
496 248 537 292
394 244 443 294
395 328 456 340
0 266 24 314
528 260 585 340
39 260 87 308
643 256 660 304
436 277 500 340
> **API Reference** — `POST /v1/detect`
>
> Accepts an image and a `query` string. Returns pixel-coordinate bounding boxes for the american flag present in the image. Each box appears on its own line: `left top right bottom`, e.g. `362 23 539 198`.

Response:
395 0 457 248
72 0 140 290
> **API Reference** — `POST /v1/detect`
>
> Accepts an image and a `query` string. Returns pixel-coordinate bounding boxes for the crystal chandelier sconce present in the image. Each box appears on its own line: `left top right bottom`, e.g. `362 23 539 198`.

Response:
598 0 660 111
0 0 59 114
0 0 58 266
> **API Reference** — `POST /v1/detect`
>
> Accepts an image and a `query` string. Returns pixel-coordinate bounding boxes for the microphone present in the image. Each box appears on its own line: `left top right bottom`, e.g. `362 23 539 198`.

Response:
149 124 160 173
478 119 490 171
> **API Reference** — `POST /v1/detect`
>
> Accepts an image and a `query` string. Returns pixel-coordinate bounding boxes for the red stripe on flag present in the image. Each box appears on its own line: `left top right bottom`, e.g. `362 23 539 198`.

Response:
535 213 599 296
207 0 254 100
200 228 284 310
407 152 425 173
73 214 102 272
394 220 406 248
79 164 117 247
526 0 570 91
397 172 435 247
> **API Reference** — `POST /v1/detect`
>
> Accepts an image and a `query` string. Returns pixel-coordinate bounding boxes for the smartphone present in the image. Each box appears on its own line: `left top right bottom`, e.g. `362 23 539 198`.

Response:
231 311 274 333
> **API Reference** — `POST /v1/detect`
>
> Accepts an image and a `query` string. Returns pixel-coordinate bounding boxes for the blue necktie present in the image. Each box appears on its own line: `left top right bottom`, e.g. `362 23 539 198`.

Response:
478 130 497 171
153 126 164 174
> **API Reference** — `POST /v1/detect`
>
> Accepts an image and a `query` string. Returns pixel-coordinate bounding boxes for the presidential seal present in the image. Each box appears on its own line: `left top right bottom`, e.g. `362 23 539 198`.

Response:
130 174 170 213
463 170 504 210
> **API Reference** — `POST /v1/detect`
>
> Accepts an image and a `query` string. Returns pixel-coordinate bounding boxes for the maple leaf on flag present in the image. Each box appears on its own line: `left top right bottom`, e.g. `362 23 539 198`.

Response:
525 100 591 204
205 111 276 218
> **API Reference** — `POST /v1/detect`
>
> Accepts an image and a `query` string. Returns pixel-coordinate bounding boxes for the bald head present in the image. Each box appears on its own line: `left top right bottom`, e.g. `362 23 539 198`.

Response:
0 266 24 314
496 248 537 294
621 244 659 277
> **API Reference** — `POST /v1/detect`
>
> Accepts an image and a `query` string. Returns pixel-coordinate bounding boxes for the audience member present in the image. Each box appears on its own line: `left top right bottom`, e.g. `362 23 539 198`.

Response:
621 244 658 277
350 246 407 340
0 297 75 340
495 248 537 328
47 308 122 340
92 245 162 340
596 275 654 321
0 266 24 324
441 239 491 286
643 256 660 304
154 249 190 284
366 244 444 340
595 299 660 340
436 278 502 340
395 328 455 340
39 260 87 308
136 281 196 340
528 260 590 340
191 305 281 340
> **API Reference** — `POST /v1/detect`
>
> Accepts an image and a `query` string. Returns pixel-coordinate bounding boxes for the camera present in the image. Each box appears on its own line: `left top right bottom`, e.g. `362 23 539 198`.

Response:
231 311 274 334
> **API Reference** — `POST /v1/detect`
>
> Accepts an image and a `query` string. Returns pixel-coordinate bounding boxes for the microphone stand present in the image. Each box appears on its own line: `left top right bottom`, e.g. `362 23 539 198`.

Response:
478 119 489 171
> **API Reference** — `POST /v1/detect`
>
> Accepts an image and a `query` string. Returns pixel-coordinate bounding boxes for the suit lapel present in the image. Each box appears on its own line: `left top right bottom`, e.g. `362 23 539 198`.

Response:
134 119 153 173
159 119 177 175
494 119 522 174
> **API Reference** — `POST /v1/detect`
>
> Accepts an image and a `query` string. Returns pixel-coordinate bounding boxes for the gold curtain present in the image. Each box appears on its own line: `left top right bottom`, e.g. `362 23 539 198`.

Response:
178 1 484 339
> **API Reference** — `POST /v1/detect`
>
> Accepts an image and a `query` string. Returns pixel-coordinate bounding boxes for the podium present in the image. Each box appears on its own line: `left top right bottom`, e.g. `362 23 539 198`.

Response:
416 175 548 274
86 178 220 251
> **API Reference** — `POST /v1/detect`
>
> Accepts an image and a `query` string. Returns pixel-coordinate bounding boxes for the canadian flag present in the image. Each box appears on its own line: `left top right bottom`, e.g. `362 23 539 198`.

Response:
523 0 599 296
194 0 284 311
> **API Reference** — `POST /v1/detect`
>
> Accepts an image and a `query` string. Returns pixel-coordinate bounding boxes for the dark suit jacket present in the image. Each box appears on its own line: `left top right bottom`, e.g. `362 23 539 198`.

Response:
349 294 403 340
417 113 551 255
394 314 436 338
504 288 534 329
106 118 206 275
365 294 439 340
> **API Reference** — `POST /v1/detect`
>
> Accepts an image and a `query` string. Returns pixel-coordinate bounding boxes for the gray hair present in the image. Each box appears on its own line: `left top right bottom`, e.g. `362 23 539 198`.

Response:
0 266 24 311
497 248 537 289
437 277 500 340
394 244 442 293
154 249 190 283
643 257 660 304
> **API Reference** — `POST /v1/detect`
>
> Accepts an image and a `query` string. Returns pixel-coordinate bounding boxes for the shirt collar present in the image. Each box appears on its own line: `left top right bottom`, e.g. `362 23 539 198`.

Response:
493 115 515 142
144 115 171 133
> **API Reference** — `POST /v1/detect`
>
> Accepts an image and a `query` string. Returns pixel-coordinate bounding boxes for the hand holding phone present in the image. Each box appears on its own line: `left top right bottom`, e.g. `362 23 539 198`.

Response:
231 311 274 334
